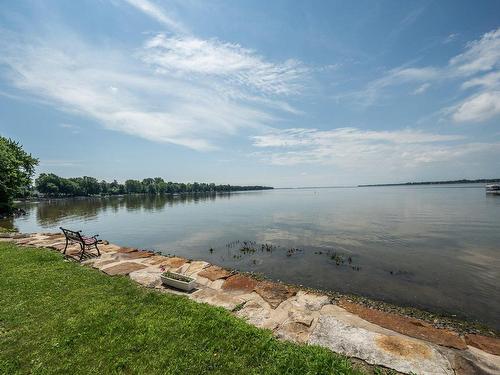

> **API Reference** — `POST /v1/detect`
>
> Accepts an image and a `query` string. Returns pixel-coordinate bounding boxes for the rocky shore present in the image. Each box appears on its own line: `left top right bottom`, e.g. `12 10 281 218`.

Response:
1 231 499 375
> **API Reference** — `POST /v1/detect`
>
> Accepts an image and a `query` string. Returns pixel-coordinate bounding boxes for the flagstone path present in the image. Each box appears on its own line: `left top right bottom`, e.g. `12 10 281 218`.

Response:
1 231 499 375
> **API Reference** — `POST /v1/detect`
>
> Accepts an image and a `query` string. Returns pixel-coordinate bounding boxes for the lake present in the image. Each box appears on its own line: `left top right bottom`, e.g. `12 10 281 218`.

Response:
3 184 500 330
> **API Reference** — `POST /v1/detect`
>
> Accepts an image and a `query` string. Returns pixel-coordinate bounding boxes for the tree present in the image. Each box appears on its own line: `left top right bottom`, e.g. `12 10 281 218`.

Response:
0 136 38 214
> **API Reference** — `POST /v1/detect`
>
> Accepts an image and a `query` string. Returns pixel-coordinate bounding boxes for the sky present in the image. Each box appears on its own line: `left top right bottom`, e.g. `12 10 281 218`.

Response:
0 0 499 187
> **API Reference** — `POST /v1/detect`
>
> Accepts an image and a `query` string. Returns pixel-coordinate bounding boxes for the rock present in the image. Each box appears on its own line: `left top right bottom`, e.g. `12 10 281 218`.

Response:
210 279 225 290
0 233 14 238
190 288 245 310
288 310 315 327
99 243 121 253
275 321 312 343
198 266 232 281
117 250 154 260
45 241 66 250
129 270 161 288
465 334 500 356
447 349 499 375
159 256 187 268
185 261 210 276
222 275 258 294
339 300 467 350
235 300 272 327
254 280 296 309
464 345 500 374
102 262 147 276
117 247 137 253
309 315 454 375
195 276 212 287
92 259 119 270
294 291 330 311
144 255 170 265
175 262 191 274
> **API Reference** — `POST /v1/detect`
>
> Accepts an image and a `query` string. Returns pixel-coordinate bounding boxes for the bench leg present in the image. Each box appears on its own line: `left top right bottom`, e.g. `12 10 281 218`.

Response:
63 238 69 254
79 243 85 261
95 243 101 256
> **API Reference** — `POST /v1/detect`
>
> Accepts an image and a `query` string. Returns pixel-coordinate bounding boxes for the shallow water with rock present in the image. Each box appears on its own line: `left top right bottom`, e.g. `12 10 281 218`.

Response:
2 184 499 330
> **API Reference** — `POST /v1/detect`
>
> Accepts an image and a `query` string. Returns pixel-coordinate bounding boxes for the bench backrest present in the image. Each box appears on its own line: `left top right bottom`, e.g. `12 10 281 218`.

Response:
60 227 84 243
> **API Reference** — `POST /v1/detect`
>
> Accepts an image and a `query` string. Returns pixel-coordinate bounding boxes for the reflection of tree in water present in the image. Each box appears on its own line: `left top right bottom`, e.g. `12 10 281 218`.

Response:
34 193 229 226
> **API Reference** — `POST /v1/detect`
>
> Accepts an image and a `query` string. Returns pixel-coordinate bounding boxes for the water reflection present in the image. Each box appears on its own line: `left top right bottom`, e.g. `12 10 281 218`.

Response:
10 193 230 227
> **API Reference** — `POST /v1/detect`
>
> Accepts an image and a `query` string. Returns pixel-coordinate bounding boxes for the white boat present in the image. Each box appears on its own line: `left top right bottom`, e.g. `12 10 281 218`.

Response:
486 184 500 194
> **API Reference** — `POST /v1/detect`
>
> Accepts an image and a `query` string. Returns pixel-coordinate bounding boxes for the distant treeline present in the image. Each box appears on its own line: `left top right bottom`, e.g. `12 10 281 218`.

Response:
358 178 500 187
34 173 273 197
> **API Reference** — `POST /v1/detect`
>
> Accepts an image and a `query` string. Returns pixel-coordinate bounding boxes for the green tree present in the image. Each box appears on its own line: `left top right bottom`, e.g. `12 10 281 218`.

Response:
0 136 38 214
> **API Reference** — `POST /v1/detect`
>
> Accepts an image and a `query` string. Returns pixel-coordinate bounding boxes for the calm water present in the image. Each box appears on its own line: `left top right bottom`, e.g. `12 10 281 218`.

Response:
3 184 500 329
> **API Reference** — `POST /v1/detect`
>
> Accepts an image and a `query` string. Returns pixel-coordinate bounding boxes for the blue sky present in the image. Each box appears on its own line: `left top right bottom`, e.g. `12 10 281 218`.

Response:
1 0 499 187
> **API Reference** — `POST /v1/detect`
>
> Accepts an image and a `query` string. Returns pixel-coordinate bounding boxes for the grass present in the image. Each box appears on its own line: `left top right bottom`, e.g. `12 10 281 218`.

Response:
0 242 364 375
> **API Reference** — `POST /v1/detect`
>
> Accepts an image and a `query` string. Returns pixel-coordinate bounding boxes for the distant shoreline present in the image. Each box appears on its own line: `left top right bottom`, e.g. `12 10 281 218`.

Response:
358 178 500 187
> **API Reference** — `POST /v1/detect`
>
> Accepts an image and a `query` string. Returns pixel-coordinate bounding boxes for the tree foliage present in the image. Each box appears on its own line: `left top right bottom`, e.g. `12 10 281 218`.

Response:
0 136 38 213
35 174 272 197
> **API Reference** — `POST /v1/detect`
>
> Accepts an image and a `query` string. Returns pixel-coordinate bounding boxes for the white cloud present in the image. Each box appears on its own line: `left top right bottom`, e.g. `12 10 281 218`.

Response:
443 33 459 44
142 34 308 96
452 91 500 123
354 28 500 123
462 71 500 90
413 83 431 95
449 28 500 76
124 0 187 33
251 127 500 172
0 26 305 150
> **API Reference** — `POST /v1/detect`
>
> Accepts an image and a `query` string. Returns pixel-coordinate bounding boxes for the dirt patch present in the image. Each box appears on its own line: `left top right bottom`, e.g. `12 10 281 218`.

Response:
376 335 431 359
198 265 232 281
222 275 258 293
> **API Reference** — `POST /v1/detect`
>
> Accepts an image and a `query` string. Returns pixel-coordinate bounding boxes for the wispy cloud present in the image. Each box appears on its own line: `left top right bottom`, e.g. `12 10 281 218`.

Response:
353 28 500 123
124 0 187 34
142 34 308 96
412 83 431 95
59 123 81 134
251 127 500 173
452 91 500 123
0 13 307 151
443 33 459 44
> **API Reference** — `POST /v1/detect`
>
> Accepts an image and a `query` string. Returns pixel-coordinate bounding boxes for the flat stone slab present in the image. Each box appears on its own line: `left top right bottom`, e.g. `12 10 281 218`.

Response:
275 321 312 343
222 275 258 294
309 315 454 375
293 291 330 311
340 300 466 350
99 243 122 253
161 256 188 268
117 247 138 253
117 250 154 260
254 281 296 309
198 265 232 281
102 262 147 276
185 261 210 276
190 288 245 311
465 334 500 356
129 270 162 288
465 345 500 374
236 300 272 327
144 255 170 265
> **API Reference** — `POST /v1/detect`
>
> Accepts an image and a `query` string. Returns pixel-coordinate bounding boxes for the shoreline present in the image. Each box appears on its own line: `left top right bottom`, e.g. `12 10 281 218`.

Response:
1 226 497 337
1 230 499 374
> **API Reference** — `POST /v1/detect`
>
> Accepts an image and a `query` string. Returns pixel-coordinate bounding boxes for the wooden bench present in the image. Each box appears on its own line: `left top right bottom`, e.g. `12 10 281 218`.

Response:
60 227 100 261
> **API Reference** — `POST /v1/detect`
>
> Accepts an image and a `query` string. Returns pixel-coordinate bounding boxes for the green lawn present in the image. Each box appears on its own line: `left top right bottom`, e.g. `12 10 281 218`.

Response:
0 243 363 375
